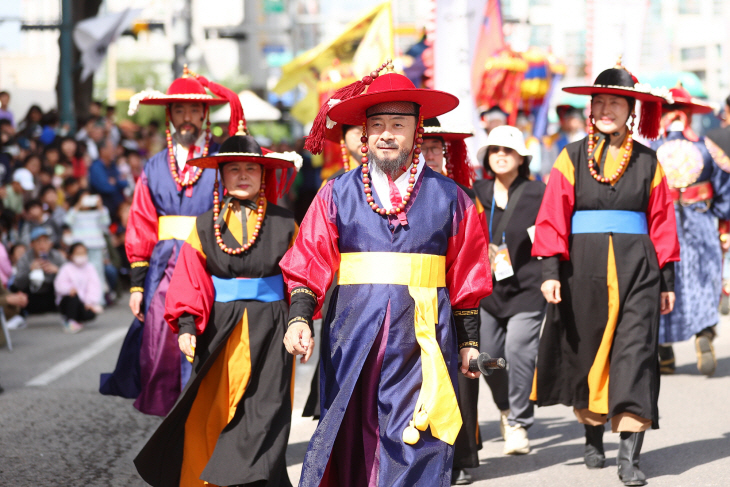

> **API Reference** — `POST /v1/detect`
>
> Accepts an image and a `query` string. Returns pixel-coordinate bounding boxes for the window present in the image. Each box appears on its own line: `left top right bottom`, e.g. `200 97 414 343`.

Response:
681 46 706 61
678 0 701 14
530 25 551 47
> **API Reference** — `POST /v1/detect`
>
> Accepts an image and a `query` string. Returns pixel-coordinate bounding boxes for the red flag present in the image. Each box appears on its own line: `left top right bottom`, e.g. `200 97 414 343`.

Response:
471 0 505 102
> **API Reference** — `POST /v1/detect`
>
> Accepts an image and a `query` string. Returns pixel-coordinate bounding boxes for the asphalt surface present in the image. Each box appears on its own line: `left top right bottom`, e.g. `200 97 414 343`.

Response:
1 299 728 486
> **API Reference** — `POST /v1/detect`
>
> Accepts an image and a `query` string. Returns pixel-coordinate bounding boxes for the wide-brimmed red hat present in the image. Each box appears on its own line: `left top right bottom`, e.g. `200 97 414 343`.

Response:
128 66 243 137
304 60 459 154
561 58 667 139
327 73 459 126
663 86 713 114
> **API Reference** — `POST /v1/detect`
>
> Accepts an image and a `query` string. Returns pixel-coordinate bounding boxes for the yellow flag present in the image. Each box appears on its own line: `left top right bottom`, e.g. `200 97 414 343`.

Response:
273 2 393 95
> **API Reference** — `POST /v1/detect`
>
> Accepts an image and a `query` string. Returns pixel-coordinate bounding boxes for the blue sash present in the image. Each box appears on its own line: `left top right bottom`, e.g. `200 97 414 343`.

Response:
571 210 648 234
212 275 286 303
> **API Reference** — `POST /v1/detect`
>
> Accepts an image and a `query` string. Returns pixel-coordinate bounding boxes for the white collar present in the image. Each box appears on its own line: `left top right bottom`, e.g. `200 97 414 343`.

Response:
369 153 425 210
173 132 208 171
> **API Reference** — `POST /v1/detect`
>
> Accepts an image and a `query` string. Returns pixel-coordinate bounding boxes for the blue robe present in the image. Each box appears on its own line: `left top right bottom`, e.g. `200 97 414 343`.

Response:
100 144 219 416
281 166 491 487
653 131 730 343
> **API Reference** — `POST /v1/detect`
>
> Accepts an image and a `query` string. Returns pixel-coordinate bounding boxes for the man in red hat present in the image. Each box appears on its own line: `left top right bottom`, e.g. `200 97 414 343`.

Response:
653 85 730 377
280 61 492 486
100 68 243 416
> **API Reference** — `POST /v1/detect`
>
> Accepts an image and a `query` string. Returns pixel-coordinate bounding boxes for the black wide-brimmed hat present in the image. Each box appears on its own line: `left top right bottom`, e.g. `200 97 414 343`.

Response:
188 122 301 201
561 58 667 139
562 61 666 104
187 132 297 171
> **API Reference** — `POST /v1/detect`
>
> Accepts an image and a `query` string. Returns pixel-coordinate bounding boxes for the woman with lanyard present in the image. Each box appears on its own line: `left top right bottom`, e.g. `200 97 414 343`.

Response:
531 59 680 486
469 125 546 463
134 122 300 487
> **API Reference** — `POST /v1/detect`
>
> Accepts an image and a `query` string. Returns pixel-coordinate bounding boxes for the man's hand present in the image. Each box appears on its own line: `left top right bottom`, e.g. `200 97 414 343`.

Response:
541 279 561 304
283 321 315 364
6 292 28 308
129 291 144 321
660 292 675 315
39 260 58 274
460 347 481 379
30 259 43 270
178 333 196 358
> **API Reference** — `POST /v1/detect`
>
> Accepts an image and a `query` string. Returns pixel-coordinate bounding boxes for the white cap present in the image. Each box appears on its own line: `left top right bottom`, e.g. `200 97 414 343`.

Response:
477 125 532 166
12 167 35 191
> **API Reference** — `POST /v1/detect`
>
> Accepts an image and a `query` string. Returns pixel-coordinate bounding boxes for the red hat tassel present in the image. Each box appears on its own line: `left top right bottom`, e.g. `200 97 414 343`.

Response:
448 139 475 188
305 60 393 155
638 100 662 140
194 74 243 137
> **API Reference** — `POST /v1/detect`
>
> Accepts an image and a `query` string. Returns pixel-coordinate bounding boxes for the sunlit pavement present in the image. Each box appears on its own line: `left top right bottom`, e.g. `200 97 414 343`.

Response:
1 299 728 486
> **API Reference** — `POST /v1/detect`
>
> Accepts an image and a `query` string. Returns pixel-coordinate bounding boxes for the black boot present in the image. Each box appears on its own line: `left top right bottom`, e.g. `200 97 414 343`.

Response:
658 344 675 375
617 432 647 486
584 424 605 469
451 468 472 485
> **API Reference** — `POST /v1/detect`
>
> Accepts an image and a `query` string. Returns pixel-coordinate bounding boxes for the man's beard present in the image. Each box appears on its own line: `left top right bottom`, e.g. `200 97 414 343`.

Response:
173 123 201 147
369 144 412 179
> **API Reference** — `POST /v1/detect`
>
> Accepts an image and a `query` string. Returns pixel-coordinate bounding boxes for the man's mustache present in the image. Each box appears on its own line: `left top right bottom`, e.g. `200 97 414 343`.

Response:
376 142 399 149
178 123 196 132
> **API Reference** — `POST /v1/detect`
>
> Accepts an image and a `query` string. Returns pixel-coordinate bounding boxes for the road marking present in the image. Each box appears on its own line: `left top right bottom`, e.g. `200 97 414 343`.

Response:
25 328 128 387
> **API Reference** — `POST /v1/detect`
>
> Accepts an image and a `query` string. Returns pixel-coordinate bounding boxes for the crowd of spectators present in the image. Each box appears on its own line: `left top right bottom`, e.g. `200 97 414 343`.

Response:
0 91 164 334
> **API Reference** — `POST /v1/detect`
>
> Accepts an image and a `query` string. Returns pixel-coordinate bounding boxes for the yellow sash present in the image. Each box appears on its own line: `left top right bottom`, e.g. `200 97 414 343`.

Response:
339 252 462 446
158 215 196 241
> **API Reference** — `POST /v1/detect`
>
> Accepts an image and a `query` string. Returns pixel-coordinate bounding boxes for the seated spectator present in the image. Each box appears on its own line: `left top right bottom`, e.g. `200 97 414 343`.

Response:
17 105 42 141
62 176 81 205
19 199 59 246
54 242 103 334
64 191 111 293
40 185 65 229
88 137 127 217
60 137 87 179
12 227 64 315
75 115 103 161
0 91 14 127
6 168 34 214
38 167 54 189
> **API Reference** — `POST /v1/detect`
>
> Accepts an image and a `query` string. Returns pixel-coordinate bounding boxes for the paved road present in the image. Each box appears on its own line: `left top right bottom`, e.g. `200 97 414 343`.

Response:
1 300 728 486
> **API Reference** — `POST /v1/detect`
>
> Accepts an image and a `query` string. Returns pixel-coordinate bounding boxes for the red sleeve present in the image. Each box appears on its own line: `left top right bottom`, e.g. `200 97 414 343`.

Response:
280 180 340 314
648 162 680 267
532 149 575 260
163 226 215 335
125 171 159 263
446 189 492 309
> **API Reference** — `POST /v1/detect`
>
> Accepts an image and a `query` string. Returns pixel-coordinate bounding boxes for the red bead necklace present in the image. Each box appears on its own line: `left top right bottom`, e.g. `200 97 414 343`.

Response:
340 138 350 172
165 119 211 187
444 143 454 180
362 116 424 216
212 171 266 255
587 114 635 184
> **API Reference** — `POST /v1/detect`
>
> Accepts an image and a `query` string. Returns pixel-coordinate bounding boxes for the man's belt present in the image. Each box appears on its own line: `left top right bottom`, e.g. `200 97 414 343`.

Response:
158 215 196 241
669 181 713 206
338 252 461 446
571 210 648 235
212 275 285 303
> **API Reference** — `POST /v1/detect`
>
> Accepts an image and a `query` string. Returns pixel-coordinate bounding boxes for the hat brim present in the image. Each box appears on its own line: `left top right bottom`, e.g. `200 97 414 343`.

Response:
664 100 714 115
139 95 228 106
187 153 295 170
562 85 666 103
327 89 460 126
423 127 474 141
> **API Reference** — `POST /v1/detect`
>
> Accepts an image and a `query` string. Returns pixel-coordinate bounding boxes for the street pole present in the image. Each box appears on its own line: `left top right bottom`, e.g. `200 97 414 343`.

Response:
172 0 192 78
59 0 76 131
